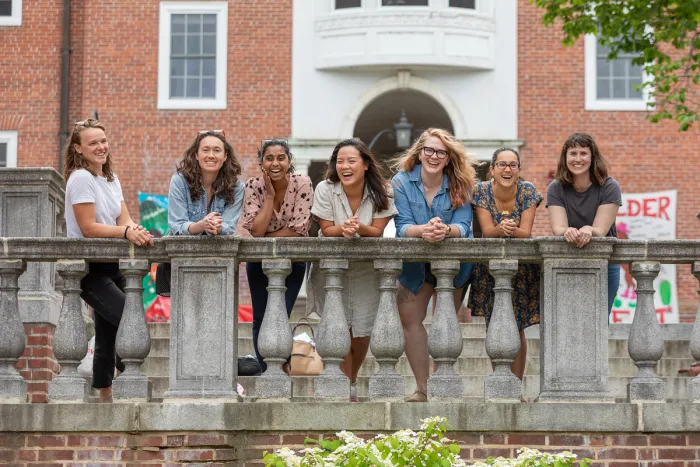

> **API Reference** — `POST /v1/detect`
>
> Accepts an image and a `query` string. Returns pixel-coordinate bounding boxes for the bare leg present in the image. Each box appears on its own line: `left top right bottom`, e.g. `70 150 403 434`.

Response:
99 386 112 403
340 330 371 383
511 331 527 381
398 283 433 395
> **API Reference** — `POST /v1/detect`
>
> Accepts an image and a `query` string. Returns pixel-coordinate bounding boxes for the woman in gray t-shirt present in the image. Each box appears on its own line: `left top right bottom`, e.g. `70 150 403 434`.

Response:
546 133 622 313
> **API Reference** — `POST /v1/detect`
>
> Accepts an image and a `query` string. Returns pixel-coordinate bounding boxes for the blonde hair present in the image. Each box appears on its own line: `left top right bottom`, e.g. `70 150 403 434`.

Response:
393 128 476 208
62 118 115 182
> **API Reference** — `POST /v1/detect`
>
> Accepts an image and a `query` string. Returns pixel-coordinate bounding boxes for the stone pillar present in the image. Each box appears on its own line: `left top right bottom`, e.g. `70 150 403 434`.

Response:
369 259 404 400
537 238 614 401
255 259 293 400
689 262 700 402
165 257 238 400
428 260 463 400
315 259 350 400
113 259 152 401
0 169 64 325
484 260 521 402
48 260 88 402
0 260 27 402
627 262 665 402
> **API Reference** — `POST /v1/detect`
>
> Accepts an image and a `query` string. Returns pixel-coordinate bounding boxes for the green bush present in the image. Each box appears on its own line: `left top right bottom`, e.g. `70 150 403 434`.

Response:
263 417 591 467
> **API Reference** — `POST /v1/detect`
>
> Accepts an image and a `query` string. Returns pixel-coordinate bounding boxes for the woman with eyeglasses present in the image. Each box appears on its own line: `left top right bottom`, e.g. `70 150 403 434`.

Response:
306 139 397 402
241 139 313 374
467 147 543 381
167 130 244 237
392 127 476 403
547 133 621 313
63 118 154 403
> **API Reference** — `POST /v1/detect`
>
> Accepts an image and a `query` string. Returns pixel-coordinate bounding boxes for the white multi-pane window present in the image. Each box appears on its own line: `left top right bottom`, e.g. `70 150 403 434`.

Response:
0 0 22 26
158 2 228 110
585 34 649 111
0 131 18 168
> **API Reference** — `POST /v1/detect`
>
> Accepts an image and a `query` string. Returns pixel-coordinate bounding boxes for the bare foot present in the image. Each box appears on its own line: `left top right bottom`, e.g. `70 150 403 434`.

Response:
99 387 113 403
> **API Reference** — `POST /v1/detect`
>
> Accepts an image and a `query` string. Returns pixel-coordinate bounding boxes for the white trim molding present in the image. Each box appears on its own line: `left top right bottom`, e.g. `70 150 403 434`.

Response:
584 34 651 111
158 1 228 110
0 131 19 168
0 0 22 26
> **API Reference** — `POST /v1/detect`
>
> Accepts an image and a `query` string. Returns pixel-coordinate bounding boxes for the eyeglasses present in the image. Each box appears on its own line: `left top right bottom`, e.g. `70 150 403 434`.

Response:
261 138 288 146
494 161 520 170
200 129 225 137
423 147 448 159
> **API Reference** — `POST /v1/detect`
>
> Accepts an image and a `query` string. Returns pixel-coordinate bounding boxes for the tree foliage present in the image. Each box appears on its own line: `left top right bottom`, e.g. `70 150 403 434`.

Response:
531 0 700 131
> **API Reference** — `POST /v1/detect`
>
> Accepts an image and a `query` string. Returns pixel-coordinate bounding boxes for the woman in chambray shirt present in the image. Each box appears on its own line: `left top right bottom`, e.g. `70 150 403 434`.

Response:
392 127 477 403
167 130 244 236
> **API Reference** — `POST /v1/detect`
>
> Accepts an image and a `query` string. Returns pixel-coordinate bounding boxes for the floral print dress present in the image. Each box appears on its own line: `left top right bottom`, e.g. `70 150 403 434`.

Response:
468 180 543 331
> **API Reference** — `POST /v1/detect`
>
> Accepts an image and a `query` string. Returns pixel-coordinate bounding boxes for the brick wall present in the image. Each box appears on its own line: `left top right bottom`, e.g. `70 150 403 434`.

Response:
14 324 60 404
1 432 699 466
518 0 700 319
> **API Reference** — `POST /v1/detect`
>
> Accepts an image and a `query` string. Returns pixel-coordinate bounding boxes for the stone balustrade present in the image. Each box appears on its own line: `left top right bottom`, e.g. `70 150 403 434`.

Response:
0 236 699 404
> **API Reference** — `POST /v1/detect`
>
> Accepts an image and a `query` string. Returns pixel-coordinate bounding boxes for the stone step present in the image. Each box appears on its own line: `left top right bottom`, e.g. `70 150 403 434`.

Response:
146 374 697 401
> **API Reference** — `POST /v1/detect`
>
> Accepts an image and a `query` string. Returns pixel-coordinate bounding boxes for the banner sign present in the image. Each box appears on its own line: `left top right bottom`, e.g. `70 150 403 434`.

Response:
611 190 678 324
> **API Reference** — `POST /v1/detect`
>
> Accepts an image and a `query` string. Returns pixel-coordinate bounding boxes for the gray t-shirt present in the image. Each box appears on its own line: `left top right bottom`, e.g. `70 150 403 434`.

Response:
65 169 124 238
546 177 621 237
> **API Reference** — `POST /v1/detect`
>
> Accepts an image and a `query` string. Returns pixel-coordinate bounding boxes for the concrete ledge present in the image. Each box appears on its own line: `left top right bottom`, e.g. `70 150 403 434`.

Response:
1 402 700 433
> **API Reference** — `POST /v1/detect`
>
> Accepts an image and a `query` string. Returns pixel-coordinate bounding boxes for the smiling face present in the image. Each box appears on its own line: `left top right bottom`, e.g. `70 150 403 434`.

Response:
196 136 227 175
490 150 520 188
335 145 367 188
260 145 290 181
74 128 109 174
420 135 449 176
566 145 592 179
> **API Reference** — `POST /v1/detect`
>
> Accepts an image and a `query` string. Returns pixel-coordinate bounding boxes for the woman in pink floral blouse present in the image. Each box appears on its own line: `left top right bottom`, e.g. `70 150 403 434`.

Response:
242 139 313 374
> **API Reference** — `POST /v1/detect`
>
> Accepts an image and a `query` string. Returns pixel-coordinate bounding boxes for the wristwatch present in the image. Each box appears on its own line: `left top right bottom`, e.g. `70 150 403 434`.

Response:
445 224 452 236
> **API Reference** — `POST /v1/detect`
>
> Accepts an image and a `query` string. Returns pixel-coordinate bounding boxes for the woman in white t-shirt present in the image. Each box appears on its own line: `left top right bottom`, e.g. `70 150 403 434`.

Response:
63 118 154 403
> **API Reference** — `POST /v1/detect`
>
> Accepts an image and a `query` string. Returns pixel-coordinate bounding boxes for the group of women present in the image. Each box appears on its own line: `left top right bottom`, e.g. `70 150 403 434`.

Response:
63 118 621 403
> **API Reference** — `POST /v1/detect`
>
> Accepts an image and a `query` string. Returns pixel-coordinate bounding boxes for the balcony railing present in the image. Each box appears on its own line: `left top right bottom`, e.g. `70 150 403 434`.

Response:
1 236 699 404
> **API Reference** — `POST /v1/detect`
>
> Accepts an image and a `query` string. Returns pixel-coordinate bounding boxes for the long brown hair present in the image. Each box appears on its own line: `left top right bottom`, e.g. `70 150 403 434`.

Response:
393 128 476 208
325 139 390 212
176 131 242 205
556 133 610 185
62 118 116 182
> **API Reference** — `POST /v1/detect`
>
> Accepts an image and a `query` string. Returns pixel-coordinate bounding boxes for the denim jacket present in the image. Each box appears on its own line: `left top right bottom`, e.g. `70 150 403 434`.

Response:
166 172 245 236
392 164 473 294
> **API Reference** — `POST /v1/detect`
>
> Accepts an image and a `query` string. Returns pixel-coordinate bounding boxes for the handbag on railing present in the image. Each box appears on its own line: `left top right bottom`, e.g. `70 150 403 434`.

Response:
155 262 172 297
289 320 324 376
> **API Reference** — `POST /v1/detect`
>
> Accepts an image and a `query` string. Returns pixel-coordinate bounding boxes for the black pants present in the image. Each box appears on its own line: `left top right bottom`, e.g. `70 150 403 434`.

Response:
80 263 126 389
246 261 306 373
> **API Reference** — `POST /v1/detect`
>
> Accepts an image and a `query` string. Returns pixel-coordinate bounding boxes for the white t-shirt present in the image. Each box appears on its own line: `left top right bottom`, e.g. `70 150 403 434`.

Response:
65 169 124 238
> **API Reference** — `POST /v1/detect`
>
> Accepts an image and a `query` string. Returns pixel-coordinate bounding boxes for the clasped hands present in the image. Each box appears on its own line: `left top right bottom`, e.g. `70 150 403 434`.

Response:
422 217 451 243
126 224 155 247
497 218 517 238
563 225 593 248
342 216 361 238
199 211 223 235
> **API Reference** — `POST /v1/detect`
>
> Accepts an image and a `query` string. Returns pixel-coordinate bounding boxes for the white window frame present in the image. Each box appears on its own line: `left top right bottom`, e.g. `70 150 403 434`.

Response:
584 34 651 111
0 0 22 26
158 1 228 110
0 131 18 168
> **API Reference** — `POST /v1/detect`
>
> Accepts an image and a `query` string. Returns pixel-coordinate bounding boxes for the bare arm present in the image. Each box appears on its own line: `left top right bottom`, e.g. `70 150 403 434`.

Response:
590 204 620 237
318 218 345 237
265 227 301 238
511 205 537 239
75 202 153 246
475 207 502 238
404 224 428 238
249 197 275 237
357 217 391 237
548 205 570 236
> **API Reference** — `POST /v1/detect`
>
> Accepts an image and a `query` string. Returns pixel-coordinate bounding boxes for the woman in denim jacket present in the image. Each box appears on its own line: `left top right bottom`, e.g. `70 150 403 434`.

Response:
392 128 477 402
167 130 244 237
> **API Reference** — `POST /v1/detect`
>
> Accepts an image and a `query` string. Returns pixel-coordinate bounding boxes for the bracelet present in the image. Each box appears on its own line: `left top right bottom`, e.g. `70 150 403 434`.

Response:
124 226 130 239
445 224 452 236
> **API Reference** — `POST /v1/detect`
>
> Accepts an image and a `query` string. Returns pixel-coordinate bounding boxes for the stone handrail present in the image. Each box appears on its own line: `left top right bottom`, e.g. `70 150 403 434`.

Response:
0 236 699 404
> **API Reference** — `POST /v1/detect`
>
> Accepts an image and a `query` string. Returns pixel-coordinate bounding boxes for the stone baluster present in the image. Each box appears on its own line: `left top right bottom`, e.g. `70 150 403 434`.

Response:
627 262 664 402
484 260 521 402
428 260 463 400
315 259 350 400
689 262 700 402
113 259 152 401
0 260 28 402
255 259 293 400
369 259 404 400
48 260 88 402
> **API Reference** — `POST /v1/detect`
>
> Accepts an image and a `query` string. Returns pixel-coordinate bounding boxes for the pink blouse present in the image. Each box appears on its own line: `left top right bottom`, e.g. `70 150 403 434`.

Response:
241 173 313 236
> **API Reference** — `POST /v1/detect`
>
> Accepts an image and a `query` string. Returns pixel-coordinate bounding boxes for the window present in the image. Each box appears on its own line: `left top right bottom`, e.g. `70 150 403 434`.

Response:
0 0 21 26
449 0 475 8
336 0 361 8
0 131 18 168
382 0 428 6
158 2 228 110
585 34 649 111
